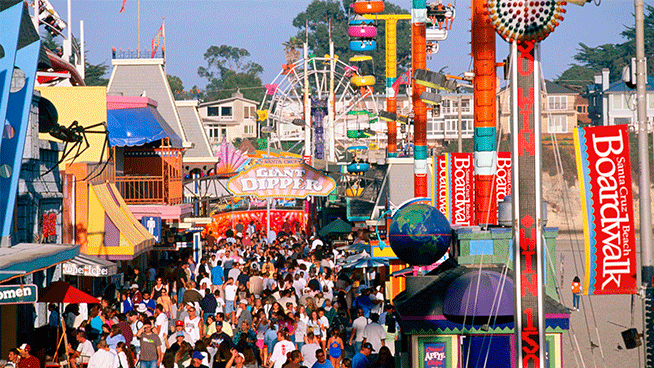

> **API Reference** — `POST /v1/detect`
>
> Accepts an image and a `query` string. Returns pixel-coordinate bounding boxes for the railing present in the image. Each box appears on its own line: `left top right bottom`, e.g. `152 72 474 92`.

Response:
112 48 164 59
114 175 183 205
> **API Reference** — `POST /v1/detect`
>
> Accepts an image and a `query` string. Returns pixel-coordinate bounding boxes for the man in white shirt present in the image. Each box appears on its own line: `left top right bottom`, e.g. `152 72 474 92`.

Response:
370 285 384 316
361 313 386 360
349 308 368 354
154 304 169 352
67 331 95 368
223 277 238 322
87 339 118 368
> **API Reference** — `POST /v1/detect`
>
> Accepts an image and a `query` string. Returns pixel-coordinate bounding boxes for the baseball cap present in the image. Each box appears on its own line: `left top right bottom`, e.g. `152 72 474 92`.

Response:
18 344 30 353
176 332 184 338
239 299 248 305
175 320 184 326
362 342 375 352
130 284 139 289
192 351 203 360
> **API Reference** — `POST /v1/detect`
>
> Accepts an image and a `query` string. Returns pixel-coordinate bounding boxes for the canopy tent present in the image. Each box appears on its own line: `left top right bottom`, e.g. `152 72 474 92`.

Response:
38 280 100 304
318 218 352 237
0 243 79 284
107 106 183 148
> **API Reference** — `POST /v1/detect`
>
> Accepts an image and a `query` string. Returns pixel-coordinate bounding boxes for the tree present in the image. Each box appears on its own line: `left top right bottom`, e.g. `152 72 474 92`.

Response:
84 62 109 86
197 45 264 102
282 36 303 64
558 5 654 84
290 0 412 93
41 33 61 54
554 64 598 90
167 75 185 99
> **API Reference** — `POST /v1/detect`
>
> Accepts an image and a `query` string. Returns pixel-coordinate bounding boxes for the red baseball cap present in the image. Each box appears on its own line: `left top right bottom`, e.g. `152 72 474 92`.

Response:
175 320 184 327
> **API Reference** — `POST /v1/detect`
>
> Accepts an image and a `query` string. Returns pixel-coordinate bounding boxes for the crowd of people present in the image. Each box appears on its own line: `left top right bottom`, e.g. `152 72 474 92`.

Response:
5 221 401 368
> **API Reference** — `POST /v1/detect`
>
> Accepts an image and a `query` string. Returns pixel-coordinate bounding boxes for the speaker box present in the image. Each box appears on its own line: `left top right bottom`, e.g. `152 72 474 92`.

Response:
622 328 642 349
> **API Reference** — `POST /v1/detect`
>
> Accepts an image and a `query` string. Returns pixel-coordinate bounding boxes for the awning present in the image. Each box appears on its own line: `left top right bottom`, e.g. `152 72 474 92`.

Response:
0 243 79 284
319 218 352 237
62 253 117 277
107 106 183 148
85 183 155 261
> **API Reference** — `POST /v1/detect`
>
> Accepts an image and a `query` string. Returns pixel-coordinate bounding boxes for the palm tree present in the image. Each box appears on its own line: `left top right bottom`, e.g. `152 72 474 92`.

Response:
282 36 303 64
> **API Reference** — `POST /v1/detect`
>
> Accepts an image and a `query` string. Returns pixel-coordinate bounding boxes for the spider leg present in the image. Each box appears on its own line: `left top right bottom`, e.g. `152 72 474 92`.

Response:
85 133 112 182
42 140 76 176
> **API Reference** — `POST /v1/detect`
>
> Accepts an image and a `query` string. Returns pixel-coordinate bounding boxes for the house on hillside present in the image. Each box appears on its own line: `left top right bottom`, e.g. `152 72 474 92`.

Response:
498 80 581 134
197 91 258 149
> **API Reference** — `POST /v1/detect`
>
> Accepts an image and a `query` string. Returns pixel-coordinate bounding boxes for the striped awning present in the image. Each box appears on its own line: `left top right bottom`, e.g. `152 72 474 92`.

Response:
62 253 117 277
85 183 155 260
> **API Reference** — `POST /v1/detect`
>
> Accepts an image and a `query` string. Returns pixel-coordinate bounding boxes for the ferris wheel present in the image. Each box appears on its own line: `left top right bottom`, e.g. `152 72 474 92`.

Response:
258 53 381 162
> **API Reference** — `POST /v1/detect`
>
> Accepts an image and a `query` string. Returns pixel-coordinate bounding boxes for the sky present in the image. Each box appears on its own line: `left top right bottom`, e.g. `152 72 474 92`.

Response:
47 0 641 92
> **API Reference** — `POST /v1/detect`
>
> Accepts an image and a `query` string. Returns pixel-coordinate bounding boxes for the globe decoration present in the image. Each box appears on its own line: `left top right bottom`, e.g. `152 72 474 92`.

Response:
388 204 451 265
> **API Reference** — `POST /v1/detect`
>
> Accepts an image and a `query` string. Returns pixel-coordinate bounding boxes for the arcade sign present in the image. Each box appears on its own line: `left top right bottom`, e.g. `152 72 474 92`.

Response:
226 158 336 199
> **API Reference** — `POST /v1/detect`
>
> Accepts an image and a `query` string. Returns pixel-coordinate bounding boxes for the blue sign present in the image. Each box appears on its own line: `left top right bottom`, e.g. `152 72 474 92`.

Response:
141 216 161 243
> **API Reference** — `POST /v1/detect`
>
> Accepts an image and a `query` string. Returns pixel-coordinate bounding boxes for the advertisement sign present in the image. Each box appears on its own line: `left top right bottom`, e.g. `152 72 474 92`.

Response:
0 284 37 304
574 124 637 295
227 158 336 199
496 152 512 204
204 209 308 240
62 263 110 277
141 216 162 243
424 342 447 367
435 154 450 219
450 153 474 225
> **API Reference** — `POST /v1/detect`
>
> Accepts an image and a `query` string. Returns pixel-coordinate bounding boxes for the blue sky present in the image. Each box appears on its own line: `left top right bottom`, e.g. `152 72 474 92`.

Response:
48 0 639 91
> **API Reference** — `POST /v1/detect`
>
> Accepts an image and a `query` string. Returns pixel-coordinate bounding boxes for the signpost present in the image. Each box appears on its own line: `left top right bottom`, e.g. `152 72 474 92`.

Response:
0 284 37 304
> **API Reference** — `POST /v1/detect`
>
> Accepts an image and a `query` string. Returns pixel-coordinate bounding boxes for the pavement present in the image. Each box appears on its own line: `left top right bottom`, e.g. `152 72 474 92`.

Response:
556 235 646 368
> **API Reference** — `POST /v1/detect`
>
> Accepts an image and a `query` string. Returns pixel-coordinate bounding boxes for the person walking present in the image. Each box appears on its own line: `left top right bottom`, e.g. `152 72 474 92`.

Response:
136 320 163 368
87 339 119 368
571 276 582 311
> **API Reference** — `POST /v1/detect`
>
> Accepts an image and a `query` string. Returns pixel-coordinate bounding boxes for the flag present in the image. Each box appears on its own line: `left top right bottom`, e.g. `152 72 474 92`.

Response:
151 22 164 58
119 0 127 13
391 70 411 97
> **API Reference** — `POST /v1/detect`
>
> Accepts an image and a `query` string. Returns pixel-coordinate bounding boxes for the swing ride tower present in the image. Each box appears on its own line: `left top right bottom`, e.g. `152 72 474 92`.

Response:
411 0 428 197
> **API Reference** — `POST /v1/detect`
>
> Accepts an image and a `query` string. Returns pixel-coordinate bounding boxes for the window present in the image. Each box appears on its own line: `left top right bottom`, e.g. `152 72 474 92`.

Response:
576 106 587 113
648 93 654 109
207 107 219 116
244 106 255 119
221 128 227 138
548 96 567 110
614 117 632 125
244 125 254 134
208 127 220 138
612 94 630 110
548 115 566 133
221 106 233 117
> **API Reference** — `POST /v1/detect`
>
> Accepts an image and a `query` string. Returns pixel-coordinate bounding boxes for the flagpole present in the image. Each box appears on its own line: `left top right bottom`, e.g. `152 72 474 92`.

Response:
137 0 140 57
163 17 167 75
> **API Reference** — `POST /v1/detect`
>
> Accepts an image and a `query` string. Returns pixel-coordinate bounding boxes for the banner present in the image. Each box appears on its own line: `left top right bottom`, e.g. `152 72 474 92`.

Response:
450 152 474 225
435 154 450 219
495 152 512 204
424 342 447 367
574 124 637 295
227 158 336 199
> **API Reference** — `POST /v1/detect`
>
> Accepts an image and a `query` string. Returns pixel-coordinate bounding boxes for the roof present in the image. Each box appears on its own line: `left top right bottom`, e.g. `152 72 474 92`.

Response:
394 263 570 334
175 100 217 161
199 94 260 107
107 106 183 148
544 80 579 94
605 75 654 92
318 218 352 237
0 243 79 284
107 59 189 144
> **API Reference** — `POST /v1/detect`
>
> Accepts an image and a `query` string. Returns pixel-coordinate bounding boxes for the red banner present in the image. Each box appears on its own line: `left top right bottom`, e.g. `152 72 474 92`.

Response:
574 124 637 295
495 152 512 204
435 154 449 218
203 209 308 239
450 153 474 225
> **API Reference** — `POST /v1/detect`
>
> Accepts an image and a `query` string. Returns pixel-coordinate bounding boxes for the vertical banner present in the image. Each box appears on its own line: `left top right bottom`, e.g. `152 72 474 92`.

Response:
512 41 545 368
450 152 474 225
435 154 450 220
574 125 637 295
496 152 512 204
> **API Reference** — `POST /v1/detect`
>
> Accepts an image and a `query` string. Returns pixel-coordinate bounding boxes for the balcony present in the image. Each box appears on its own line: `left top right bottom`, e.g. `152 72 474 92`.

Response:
114 174 183 205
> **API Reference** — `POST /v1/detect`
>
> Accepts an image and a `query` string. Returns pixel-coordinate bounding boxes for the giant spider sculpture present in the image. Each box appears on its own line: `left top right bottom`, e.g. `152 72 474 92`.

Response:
37 96 112 180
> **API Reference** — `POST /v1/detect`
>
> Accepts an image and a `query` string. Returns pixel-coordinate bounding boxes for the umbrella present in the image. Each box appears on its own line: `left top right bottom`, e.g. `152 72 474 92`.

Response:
442 270 513 325
319 218 352 238
342 252 388 286
38 280 101 304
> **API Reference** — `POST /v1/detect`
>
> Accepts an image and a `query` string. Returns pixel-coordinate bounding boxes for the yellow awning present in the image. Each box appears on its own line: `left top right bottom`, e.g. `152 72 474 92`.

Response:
86 183 154 260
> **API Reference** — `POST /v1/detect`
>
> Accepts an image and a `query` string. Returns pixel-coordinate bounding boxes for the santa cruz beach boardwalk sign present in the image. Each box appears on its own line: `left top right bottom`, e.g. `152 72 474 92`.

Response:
227 158 336 199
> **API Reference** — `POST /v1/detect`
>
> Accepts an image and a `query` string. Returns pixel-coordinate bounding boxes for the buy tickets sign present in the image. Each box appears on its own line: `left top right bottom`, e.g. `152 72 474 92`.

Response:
227 158 336 199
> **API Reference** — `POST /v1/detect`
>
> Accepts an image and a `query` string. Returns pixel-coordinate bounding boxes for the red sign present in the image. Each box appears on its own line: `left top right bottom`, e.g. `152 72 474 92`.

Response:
574 124 637 295
496 152 512 203
302 155 311 166
43 212 57 238
435 154 449 218
204 209 308 239
450 153 474 225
